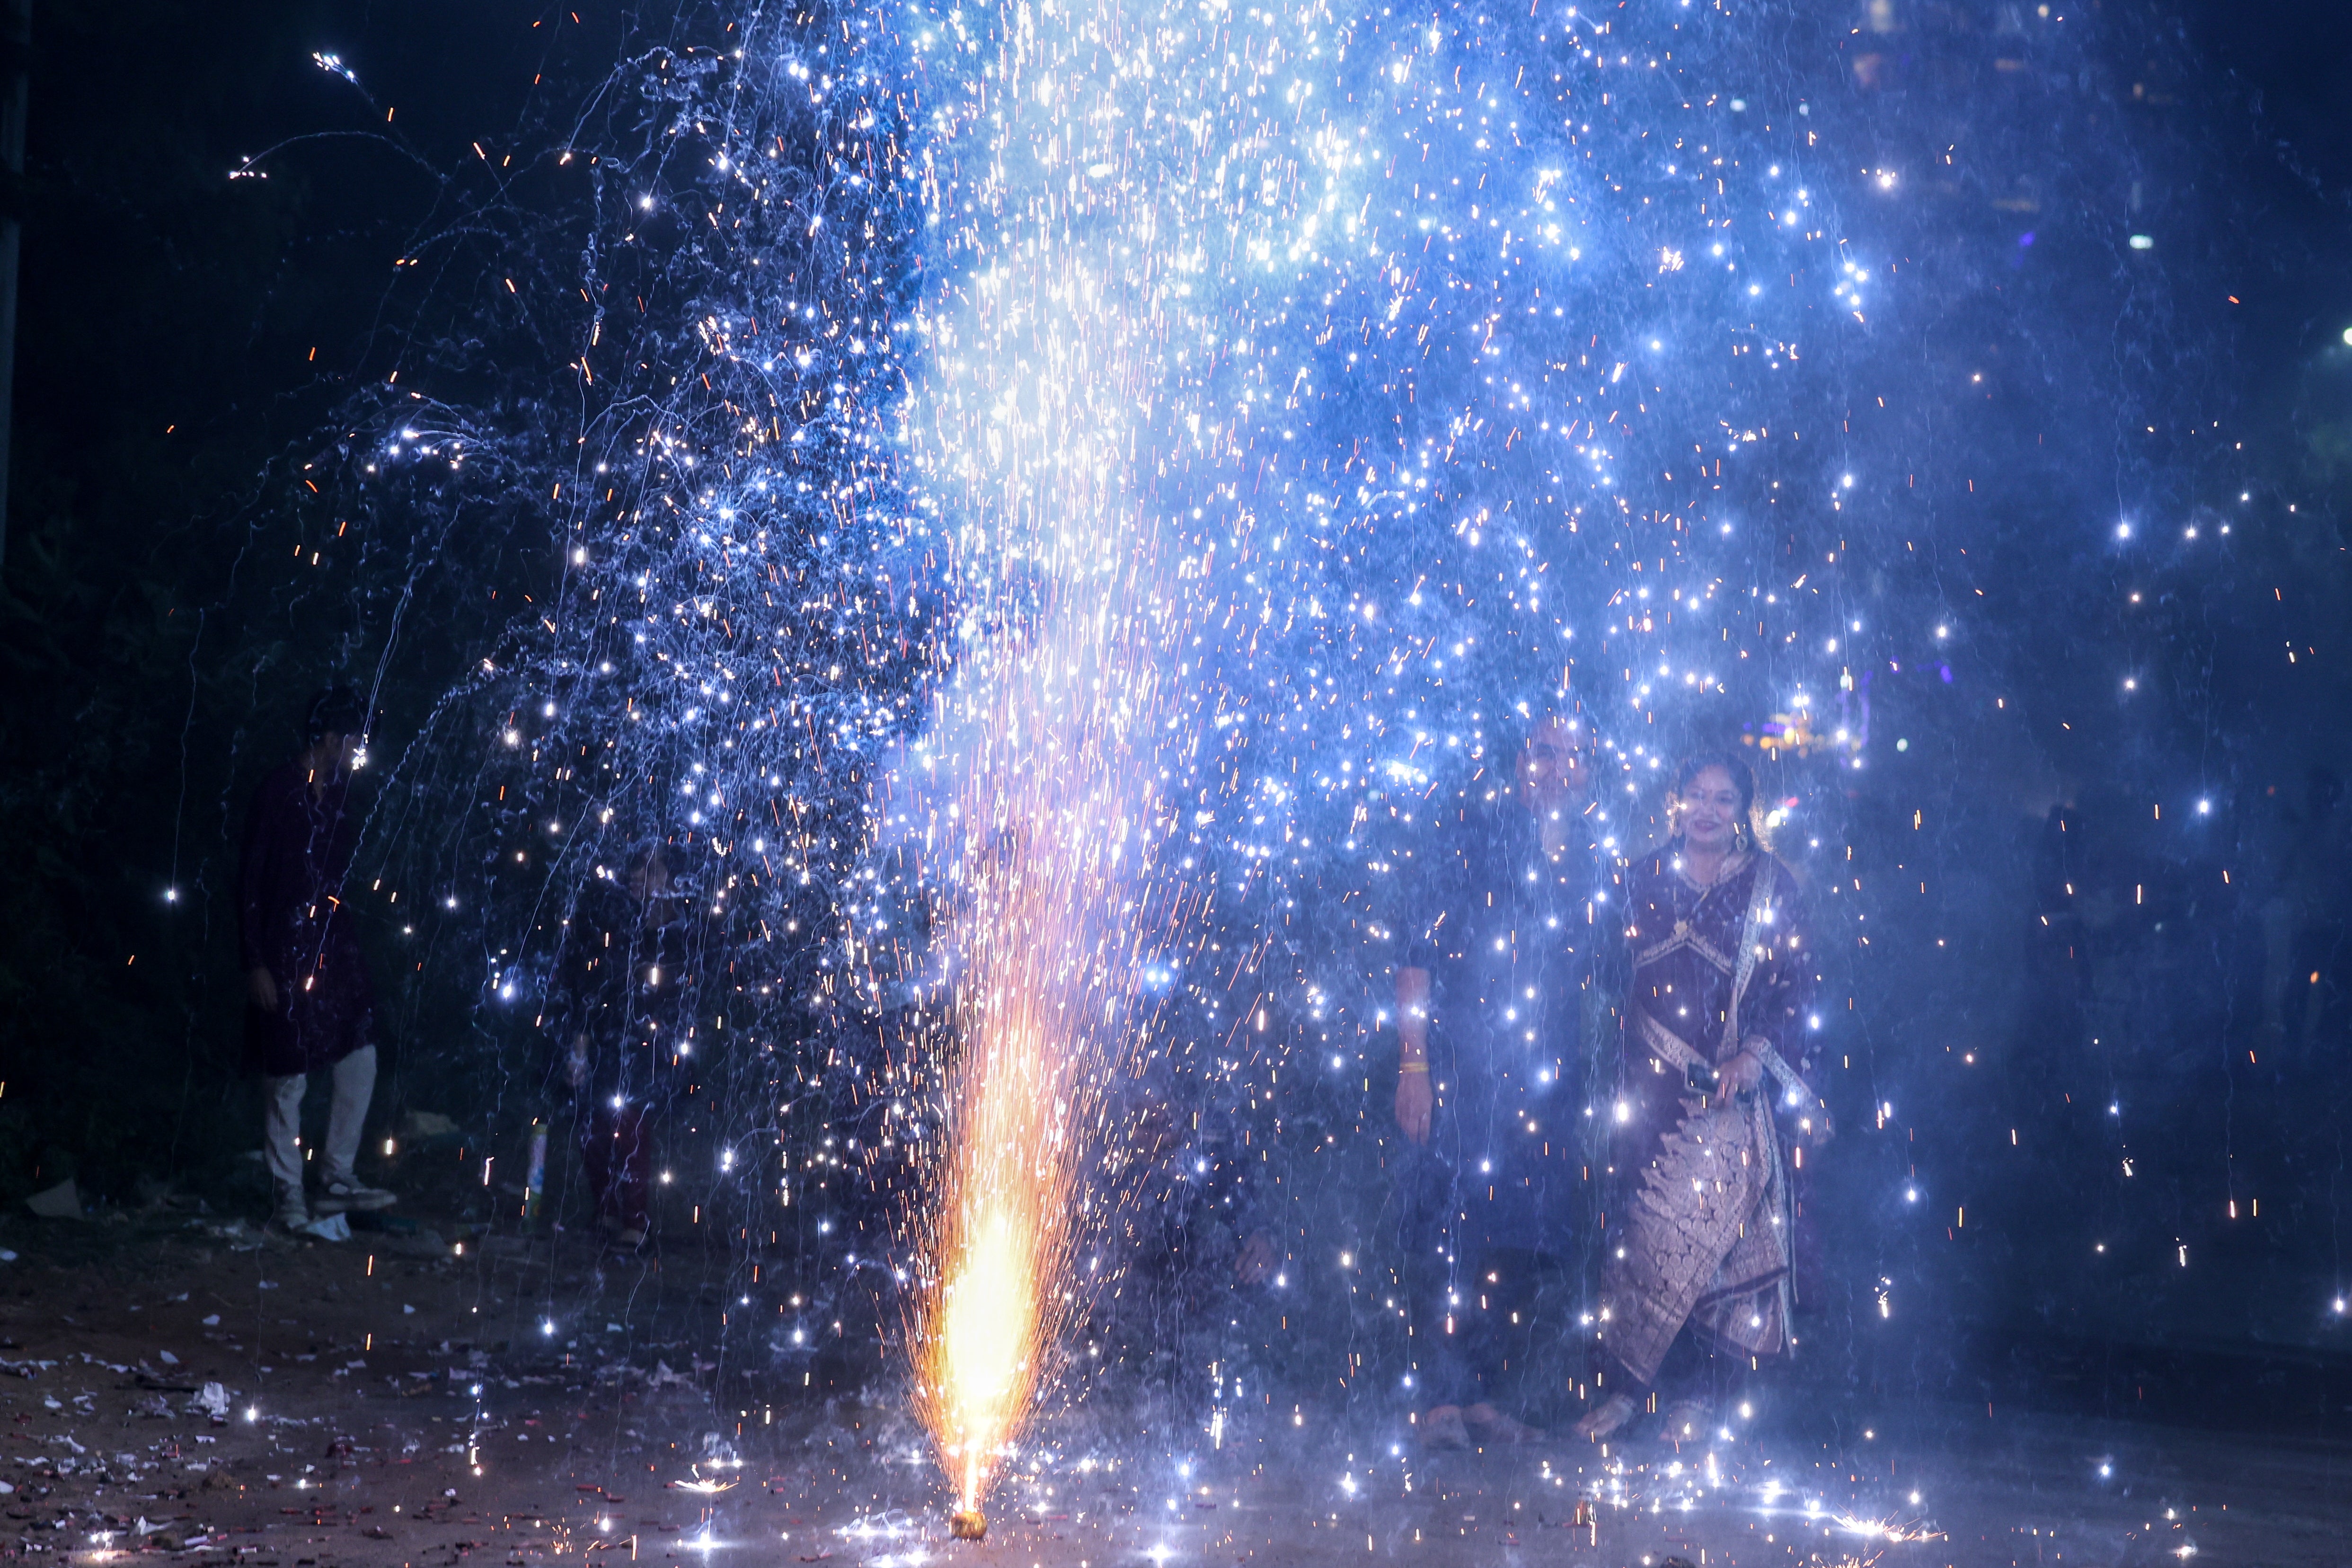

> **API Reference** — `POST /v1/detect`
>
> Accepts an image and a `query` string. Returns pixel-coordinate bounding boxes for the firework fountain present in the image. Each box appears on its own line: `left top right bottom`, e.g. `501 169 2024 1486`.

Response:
892 0 1314 1522
326 0 2260 1540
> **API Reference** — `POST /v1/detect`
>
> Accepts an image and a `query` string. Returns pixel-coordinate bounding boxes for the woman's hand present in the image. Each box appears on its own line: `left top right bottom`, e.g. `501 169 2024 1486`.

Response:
246 967 280 1013
1718 1050 1764 1095
566 1035 591 1088
1395 1068 1433 1144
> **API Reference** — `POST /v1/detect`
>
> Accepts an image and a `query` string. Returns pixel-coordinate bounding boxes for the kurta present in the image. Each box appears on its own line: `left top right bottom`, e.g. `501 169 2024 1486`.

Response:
237 762 376 1077
1599 842 1818 1386
1392 795 1618 1254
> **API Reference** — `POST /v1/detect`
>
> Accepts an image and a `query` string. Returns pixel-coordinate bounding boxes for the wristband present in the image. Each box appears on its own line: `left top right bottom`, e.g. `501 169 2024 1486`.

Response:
1400 1060 1430 1075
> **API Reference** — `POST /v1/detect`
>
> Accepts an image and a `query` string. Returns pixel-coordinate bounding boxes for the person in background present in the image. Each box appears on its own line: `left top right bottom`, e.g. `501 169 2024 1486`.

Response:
1576 752 1821 1443
1082 1057 1280 1409
1115 1059 1279 1294
239 684 395 1230
1389 712 1617 1447
548 843 707 1248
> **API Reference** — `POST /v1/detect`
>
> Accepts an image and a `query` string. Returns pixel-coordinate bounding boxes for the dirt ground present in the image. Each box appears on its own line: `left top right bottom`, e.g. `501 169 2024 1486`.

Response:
0 1195 803 1568
0 1188 2348 1568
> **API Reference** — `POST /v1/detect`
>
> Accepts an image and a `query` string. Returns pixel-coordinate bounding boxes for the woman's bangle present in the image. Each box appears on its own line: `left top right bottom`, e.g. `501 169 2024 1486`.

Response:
1400 1060 1430 1075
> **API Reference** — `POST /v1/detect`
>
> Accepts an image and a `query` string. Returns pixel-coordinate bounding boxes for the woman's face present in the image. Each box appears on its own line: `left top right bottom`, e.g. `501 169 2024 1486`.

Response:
1677 765 1745 851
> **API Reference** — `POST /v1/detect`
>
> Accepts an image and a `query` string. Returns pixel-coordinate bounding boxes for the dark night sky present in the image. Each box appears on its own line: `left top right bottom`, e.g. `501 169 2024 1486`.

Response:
2185 0 2352 186
2179 0 2352 363
14 0 2352 513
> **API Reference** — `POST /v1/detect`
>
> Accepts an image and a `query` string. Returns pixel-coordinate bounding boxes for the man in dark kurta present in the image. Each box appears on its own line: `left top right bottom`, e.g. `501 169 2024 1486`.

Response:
238 687 392 1228
1387 714 1619 1446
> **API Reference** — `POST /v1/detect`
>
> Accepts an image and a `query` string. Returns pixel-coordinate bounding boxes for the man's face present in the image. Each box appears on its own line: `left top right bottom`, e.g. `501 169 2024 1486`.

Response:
1517 718 1592 813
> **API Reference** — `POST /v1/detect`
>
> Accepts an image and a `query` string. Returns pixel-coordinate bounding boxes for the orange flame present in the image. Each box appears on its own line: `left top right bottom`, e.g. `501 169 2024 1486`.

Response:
905 626 1194 1496
912 1027 1070 1510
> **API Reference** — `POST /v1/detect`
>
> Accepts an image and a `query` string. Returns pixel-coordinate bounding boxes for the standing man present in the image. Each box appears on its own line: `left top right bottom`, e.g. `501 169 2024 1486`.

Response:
1388 712 1617 1446
548 843 712 1248
238 685 394 1229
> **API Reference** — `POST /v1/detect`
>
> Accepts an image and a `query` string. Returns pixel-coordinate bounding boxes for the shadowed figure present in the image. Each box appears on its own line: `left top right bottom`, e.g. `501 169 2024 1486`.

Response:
237 685 394 1229
1386 713 1618 1447
2259 768 2351 1056
547 844 710 1248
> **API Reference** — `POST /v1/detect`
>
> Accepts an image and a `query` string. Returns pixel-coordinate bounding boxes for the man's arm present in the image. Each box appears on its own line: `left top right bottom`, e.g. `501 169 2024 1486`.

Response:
1394 965 1432 1143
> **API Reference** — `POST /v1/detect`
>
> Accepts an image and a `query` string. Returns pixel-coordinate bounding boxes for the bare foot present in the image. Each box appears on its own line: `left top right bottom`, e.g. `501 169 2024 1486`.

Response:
1574 1393 1636 1441
1419 1405 1472 1449
1657 1398 1712 1444
1462 1404 1543 1444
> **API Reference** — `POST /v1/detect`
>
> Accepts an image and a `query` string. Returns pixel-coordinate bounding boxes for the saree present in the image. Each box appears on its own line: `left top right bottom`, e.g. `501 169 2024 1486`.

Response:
1600 847 1817 1387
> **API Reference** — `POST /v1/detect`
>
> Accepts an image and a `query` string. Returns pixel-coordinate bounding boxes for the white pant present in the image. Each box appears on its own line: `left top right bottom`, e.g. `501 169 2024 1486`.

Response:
262 1045 376 1207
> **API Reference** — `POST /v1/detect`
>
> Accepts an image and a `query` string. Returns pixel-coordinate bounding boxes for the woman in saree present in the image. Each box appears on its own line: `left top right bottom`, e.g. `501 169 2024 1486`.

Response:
1576 752 1822 1442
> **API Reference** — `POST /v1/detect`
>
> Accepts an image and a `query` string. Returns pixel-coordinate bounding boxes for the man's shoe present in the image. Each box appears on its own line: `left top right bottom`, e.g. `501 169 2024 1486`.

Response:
1574 1393 1637 1442
316 1179 396 1213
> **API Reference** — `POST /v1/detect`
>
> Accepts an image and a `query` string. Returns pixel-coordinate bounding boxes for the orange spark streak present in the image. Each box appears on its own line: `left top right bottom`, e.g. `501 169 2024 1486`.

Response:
907 613 1176 1512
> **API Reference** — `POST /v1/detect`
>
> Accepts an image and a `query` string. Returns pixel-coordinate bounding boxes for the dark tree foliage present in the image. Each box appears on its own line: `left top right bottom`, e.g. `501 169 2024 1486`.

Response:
0 2 660 1198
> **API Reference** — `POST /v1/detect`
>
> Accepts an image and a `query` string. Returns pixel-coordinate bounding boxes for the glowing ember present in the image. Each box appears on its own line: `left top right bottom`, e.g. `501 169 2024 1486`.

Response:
914 1051 1070 1513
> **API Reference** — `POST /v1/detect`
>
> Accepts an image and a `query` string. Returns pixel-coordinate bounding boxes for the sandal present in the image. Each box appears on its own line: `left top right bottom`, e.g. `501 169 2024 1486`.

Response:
1657 1398 1712 1444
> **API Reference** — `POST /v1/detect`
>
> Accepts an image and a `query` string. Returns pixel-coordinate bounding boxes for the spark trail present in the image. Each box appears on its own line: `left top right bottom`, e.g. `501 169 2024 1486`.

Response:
336 0 2220 1514
895 0 1309 1515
